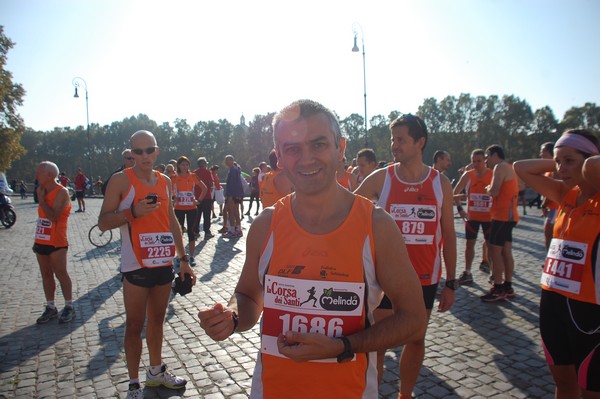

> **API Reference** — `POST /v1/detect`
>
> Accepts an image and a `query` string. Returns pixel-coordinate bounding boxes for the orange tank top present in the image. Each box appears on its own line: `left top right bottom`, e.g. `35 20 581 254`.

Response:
119 169 174 271
376 165 444 286
35 186 71 247
542 188 600 304
466 169 493 222
172 173 200 210
260 171 286 208
336 170 353 190
490 169 520 222
253 195 382 399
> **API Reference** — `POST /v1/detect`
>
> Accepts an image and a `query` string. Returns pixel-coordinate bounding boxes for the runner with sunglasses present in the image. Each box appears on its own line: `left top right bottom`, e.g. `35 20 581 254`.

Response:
99 130 196 399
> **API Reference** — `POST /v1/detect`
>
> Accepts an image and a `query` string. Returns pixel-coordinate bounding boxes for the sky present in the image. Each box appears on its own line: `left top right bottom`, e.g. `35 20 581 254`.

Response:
2 0 600 132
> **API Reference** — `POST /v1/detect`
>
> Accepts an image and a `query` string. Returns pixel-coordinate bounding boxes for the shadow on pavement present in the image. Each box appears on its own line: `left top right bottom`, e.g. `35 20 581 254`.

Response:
0 275 122 375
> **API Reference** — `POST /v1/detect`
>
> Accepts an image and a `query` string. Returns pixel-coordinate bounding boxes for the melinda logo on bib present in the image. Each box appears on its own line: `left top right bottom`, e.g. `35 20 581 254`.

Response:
561 245 584 261
320 288 360 311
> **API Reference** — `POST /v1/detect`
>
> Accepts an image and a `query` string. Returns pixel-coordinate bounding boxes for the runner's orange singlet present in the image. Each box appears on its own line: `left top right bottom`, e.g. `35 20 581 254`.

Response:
34 186 71 247
253 195 382 399
542 188 600 305
466 169 493 222
260 171 286 208
119 169 174 272
376 164 444 285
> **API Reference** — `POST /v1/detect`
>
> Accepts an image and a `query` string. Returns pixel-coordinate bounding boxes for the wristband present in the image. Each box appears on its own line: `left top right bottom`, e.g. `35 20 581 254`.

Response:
456 205 464 213
231 311 239 335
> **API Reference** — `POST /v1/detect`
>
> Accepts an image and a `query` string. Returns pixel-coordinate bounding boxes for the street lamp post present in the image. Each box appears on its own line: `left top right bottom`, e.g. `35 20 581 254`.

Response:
352 22 368 148
72 77 93 196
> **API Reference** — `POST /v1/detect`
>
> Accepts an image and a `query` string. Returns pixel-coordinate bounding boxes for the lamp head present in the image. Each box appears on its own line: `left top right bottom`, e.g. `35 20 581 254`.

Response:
74 87 79 98
352 35 359 52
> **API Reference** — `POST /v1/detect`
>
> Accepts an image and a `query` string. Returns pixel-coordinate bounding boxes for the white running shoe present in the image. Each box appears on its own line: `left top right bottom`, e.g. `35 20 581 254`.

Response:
145 364 187 389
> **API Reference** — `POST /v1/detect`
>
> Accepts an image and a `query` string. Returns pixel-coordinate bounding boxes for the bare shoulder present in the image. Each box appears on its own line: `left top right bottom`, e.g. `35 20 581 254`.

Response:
246 207 274 248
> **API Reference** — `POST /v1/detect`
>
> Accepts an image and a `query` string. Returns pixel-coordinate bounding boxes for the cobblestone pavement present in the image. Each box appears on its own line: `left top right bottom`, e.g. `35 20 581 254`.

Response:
0 198 554 398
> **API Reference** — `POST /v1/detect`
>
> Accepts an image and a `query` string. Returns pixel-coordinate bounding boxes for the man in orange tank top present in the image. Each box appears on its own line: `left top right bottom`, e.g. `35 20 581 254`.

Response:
355 114 457 398
198 99 426 399
453 149 493 284
33 161 74 324
481 144 520 302
99 131 196 399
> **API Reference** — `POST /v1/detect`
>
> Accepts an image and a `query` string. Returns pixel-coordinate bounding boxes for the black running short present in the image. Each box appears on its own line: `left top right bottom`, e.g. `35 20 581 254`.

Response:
540 289 600 392
122 266 174 288
378 283 438 310
465 220 491 241
488 220 517 246
32 243 68 256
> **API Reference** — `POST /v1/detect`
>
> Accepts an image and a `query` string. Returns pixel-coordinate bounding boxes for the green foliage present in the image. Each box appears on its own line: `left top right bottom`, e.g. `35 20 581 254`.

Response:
0 26 26 171
6 85 600 186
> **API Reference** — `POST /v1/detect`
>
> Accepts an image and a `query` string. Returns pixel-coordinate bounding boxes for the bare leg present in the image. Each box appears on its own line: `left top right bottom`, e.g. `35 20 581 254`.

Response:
489 244 505 285
465 239 475 272
399 310 432 397
146 283 171 366
502 242 514 282
123 280 150 380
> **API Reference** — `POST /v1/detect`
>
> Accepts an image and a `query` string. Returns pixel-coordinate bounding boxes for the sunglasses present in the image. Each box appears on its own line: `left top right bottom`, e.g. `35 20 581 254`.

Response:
131 146 157 155
402 114 425 132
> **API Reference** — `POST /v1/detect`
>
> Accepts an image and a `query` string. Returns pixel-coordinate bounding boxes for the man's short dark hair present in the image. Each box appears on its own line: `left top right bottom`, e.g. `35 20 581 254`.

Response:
433 150 449 164
197 157 208 167
357 148 377 164
471 149 485 158
272 99 342 148
541 142 554 154
390 114 428 151
485 144 505 160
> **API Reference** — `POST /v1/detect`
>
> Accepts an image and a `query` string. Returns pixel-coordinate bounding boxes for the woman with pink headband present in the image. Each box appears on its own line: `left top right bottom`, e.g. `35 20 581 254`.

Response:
514 129 600 398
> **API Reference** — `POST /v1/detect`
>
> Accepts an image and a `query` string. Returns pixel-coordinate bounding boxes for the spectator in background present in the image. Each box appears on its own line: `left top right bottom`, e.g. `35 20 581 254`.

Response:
210 165 224 219
102 149 135 196
356 148 378 184
19 180 28 199
539 141 558 251
58 172 70 188
336 156 358 191
433 150 452 175
245 167 261 216
260 149 294 208
193 157 215 239
74 168 87 212
223 155 244 238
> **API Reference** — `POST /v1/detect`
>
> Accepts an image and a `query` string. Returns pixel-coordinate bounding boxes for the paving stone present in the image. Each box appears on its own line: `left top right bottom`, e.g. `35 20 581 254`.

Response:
0 199 559 398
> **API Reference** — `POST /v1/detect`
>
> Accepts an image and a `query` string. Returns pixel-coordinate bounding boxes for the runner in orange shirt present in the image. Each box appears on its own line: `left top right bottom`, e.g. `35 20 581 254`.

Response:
173 156 207 266
99 130 196 399
481 144 520 302
33 161 74 324
259 149 293 209
453 149 493 284
198 99 426 399
514 129 600 398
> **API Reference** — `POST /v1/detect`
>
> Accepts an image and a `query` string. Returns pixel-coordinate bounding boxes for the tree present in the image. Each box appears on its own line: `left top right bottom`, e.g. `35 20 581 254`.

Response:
0 26 26 171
